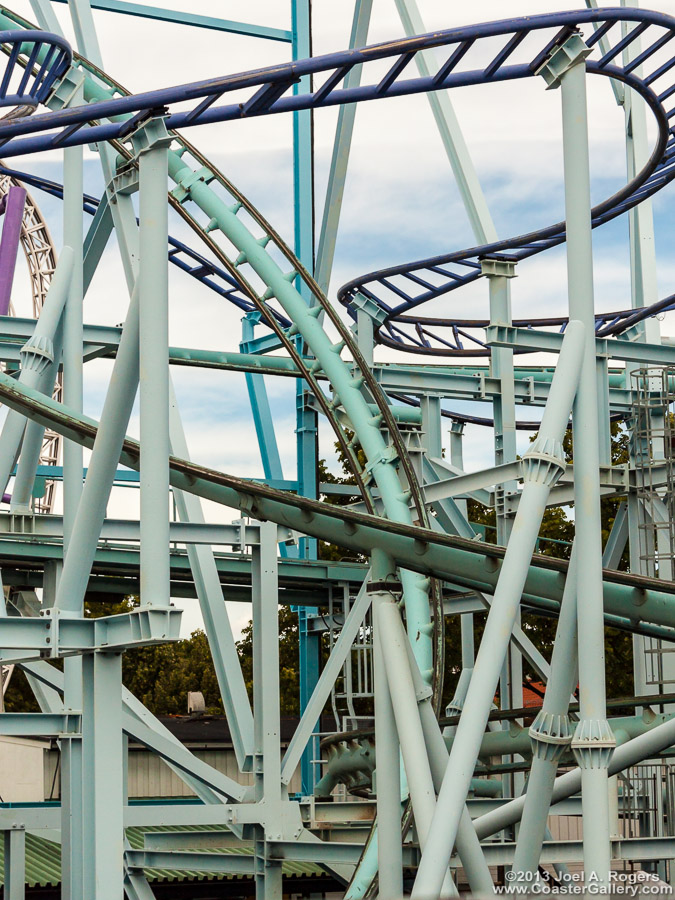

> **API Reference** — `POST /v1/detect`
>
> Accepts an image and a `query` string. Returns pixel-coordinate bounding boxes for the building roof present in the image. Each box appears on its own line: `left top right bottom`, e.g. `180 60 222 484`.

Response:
156 715 335 747
1 825 327 889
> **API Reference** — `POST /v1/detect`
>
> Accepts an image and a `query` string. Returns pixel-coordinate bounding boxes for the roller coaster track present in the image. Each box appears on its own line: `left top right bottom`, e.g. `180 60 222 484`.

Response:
2 9 675 895
3 368 675 636
332 12 675 355
0 7 445 701
0 164 293 327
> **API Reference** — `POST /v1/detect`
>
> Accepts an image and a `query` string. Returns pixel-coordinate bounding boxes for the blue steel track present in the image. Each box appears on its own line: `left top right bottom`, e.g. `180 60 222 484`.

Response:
0 29 70 110
1 9 675 357
1 12 674 898
0 165 292 328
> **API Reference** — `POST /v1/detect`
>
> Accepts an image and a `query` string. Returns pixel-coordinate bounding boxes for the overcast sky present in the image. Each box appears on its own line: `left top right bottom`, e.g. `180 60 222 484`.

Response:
5 0 675 641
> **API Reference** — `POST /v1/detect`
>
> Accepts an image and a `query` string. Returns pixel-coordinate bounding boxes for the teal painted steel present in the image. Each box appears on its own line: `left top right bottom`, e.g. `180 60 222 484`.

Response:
49 0 293 42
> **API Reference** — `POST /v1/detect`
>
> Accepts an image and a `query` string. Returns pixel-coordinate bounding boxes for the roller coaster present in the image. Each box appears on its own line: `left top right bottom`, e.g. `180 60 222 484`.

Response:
0 1 674 897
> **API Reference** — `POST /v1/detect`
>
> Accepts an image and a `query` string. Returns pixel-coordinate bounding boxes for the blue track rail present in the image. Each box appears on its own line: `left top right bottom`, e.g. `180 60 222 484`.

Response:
0 10 673 357
334 12 675 355
0 165 292 328
0 9 671 156
0 30 70 110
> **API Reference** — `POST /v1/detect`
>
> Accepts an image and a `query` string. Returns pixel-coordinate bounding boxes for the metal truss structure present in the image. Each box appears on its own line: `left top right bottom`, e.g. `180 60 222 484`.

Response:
0 1 675 898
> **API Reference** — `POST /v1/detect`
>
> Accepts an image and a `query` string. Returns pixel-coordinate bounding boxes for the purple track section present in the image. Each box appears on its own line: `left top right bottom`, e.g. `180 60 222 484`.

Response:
0 185 26 316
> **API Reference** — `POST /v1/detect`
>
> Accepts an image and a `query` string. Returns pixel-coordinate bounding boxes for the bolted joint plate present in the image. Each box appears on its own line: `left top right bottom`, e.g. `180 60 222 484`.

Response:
122 606 182 643
351 291 389 327
480 257 517 279
364 444 399 476
521 436 566 486
170 165 217 204
536 32 592 91
110 164 139 197
571 718 616 770
529 709 573 763
129 114 173 158
46 65 86 112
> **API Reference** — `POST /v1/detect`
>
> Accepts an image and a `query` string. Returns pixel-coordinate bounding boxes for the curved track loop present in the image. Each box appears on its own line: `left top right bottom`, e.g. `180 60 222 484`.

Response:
0 29 69 111
0 164 294 327
0 168 59 511
337 9 675 355
0 3 445 685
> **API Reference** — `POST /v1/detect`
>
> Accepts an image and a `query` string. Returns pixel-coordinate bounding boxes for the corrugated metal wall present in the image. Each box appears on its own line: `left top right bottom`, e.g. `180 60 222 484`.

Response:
44 748 302 799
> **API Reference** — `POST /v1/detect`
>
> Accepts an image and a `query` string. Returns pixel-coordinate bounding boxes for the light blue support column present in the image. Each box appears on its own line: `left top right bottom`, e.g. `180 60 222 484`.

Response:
621 2 660 338
291 0 313 284
421 395 442 462
314 0 373 294
412 322 585 900
168 378 254 770
351 292 386 369
62 79 85 547
54 287 139 614
3 827 26 900
291 0 318 564
137 118 172 608
483 258 518 545
252 520 283 900
378 598 458 897
378 602 450 867
63 0 140 293
620 2 663 721
393 0 498 245
542 37 616 888
483 257 521 793
81 651 124 900
10 326 63 512
370 550 403 900
29 0 62 32
449 419 474 715
511 548 579 884
60 733 84 900
241 313 285 486
0 249 73 496
252 519 282 797
59 116 86 897
279 0 339 785
402 635 494 896
58 112 86 897
297 604 321 795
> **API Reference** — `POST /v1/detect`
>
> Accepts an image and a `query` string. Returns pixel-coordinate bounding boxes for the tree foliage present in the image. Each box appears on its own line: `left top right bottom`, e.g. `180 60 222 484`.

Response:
236 605 305 716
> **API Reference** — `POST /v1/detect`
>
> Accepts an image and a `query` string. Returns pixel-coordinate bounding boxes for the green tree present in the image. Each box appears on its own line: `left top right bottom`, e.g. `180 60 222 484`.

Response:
236 605 304 716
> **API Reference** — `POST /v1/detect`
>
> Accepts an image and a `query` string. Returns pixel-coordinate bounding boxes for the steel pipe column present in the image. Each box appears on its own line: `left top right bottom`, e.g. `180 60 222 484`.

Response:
137 119 172 608
372 584 403 900
411 320 585 899
54 286 140 613
401 635 494 896
252 520 283 900
511 548 579 883
62 77 85 547
553 37 616 888
0 247 73 496
376 598 458 897
81 651 124 899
